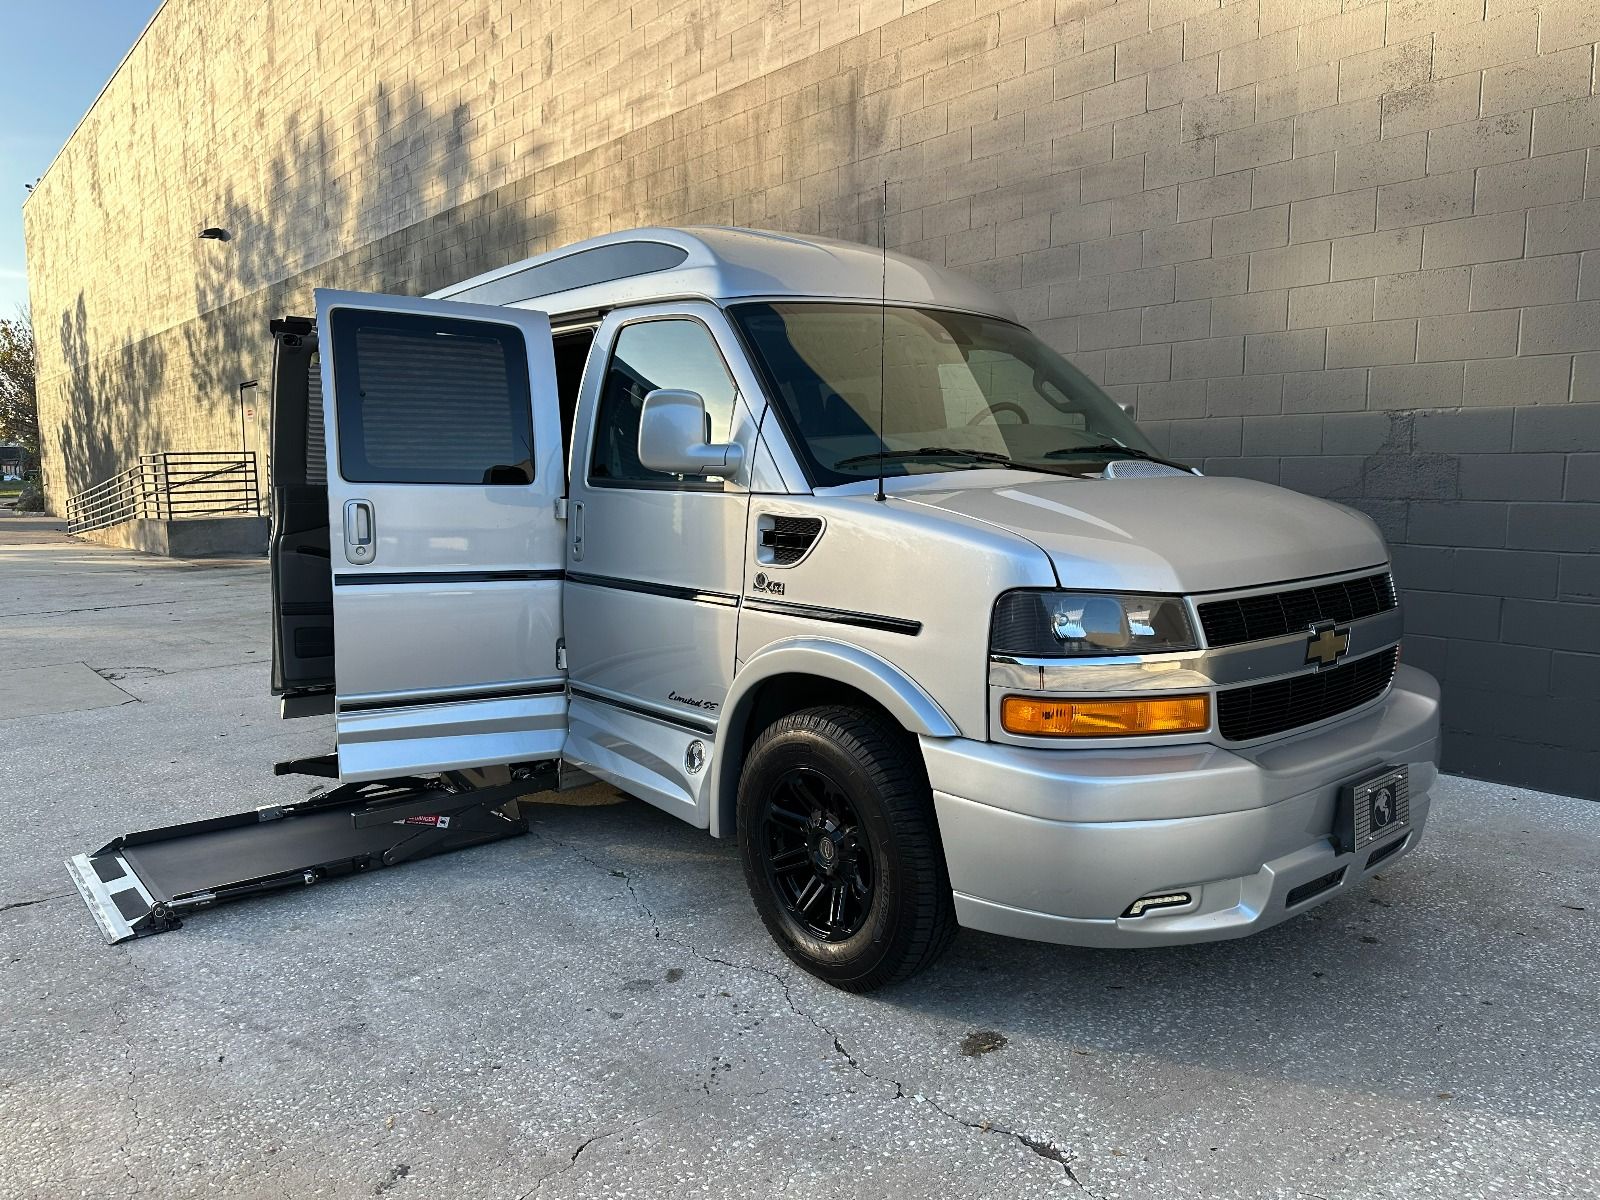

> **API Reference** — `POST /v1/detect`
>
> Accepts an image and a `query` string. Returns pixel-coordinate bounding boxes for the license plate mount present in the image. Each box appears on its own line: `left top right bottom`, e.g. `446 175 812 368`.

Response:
1334 765 1410 856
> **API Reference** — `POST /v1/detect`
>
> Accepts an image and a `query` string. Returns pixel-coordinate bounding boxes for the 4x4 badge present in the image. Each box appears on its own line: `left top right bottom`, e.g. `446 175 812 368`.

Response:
1305 621 1351 668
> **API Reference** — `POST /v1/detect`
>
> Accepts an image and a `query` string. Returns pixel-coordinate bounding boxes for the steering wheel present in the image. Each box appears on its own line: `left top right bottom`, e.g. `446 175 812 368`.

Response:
968 402 1029 426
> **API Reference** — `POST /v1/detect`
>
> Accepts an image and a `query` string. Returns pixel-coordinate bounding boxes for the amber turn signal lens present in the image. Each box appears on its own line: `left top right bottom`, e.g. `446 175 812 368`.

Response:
1000 694 1209 737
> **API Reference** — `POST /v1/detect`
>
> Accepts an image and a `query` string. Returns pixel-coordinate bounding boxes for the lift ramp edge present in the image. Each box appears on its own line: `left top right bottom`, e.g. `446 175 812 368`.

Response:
66 851 166 944
64 768 554 944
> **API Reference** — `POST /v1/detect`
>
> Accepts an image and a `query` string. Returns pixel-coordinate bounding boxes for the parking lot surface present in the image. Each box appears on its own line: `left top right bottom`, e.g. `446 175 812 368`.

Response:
2 512 1598 1199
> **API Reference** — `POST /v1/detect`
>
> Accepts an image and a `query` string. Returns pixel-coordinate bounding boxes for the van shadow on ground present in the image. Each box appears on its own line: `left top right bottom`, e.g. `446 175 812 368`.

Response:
518 789 1597 1130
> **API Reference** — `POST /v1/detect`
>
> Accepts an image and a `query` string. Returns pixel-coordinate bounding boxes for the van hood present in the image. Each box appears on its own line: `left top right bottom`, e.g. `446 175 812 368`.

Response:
897 474 1388 595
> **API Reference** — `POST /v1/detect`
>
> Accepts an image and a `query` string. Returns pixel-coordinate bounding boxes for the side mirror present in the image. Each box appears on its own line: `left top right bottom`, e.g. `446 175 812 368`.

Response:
638 389 744 479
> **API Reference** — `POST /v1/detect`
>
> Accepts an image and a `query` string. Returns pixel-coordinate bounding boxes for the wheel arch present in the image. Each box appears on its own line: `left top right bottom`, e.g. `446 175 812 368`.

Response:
707 638 959 839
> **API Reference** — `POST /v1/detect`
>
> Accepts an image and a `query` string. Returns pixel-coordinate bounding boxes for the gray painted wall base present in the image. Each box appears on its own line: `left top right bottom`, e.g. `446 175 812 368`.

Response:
76 516 267 558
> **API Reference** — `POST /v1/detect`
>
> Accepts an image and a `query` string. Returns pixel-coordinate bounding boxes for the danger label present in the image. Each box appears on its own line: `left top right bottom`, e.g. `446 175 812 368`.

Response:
399 814 451 828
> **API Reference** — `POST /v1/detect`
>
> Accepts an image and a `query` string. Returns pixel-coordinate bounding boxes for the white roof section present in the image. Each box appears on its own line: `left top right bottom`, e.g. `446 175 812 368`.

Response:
428 226 1016 321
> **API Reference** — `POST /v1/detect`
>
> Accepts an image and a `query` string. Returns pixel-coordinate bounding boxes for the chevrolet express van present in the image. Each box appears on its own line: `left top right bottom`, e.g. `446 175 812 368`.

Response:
261 226 1439 990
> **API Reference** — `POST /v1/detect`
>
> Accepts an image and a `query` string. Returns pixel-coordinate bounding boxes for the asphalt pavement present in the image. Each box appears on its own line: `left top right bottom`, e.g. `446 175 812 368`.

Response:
2 512 1597 1199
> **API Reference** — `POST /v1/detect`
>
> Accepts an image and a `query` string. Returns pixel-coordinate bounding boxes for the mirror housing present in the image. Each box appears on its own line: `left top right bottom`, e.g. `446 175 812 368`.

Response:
638 389 744 479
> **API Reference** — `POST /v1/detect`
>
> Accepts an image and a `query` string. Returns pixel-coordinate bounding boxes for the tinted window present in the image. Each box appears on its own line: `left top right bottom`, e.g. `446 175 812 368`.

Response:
329 309 534 485
589 319 737 486
732 302 1152 487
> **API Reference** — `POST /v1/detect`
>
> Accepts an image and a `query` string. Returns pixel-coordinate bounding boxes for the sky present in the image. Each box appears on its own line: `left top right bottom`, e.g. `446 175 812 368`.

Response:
1 1 164 316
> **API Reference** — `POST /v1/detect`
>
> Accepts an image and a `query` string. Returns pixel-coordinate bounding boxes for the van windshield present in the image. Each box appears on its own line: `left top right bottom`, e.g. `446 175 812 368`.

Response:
731 301 1158 487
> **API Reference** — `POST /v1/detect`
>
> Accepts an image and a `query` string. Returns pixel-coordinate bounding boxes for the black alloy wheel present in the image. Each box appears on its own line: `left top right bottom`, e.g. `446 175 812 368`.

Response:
758 765 874 942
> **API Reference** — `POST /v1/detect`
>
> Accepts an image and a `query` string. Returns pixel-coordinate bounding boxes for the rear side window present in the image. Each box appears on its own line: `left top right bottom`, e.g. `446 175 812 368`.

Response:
328 309 535 485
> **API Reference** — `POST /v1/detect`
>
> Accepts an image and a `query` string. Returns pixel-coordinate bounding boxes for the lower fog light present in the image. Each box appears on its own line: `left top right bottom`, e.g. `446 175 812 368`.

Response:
1123 891 1193 918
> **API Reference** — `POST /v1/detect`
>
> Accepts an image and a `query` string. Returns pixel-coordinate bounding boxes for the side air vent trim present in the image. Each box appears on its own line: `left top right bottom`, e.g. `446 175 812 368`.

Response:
756 514 824 567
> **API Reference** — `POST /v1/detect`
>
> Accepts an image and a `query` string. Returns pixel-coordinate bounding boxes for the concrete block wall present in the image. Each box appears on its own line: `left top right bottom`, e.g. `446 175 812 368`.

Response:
23 0 1600 796
1026 0 1600 796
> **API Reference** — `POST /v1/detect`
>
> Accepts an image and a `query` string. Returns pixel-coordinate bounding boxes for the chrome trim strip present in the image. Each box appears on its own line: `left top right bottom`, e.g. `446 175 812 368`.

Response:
338 681 567 714
1187 562 1393 600
569 683 718 736
990 607 1403 693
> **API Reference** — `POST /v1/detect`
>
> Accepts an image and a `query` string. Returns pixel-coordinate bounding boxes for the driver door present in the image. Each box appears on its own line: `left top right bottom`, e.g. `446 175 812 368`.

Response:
314 289 567 781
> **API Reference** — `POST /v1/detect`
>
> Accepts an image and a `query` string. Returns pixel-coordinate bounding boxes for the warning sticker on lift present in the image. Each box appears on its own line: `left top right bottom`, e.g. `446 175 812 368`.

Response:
399 814 451 828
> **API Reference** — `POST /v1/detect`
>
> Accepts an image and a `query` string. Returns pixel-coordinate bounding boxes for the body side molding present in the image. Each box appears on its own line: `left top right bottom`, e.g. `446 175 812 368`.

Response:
566 570 740 607
333 569 565 586
741 596 921 635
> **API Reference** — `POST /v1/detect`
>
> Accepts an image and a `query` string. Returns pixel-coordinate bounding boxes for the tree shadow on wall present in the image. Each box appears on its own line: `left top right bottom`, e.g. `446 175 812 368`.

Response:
55 76 548 497
53 292 169 504
181 79 549 426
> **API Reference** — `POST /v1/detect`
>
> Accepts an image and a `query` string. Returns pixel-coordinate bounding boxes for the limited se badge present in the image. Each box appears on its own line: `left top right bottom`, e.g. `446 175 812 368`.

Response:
1305 620 1351 668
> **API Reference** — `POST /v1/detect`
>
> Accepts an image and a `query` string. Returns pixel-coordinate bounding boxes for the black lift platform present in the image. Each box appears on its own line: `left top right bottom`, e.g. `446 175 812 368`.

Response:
67 763 552 943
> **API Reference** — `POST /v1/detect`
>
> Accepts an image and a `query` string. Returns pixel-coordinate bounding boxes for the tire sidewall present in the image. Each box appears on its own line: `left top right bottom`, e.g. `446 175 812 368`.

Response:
738 716 918 984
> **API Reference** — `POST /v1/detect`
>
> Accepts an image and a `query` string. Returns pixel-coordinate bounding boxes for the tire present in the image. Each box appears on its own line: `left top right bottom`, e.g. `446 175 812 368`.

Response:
736 705 957 991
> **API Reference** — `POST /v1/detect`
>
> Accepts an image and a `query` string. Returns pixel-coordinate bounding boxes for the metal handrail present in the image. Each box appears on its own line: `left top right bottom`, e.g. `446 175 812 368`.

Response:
66 452 261 533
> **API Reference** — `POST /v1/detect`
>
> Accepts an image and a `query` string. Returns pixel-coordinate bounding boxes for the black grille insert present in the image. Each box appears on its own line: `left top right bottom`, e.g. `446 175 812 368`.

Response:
760 516 822 565
1218 648 1398 742
1285 868 1345 909
1198 572 1395 647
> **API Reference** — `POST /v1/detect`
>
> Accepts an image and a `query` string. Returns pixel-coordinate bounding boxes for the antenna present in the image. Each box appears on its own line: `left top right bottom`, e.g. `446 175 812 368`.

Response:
876 178 888 504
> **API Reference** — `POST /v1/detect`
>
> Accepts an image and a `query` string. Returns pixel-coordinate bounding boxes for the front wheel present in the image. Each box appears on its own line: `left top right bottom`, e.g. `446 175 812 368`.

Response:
736 706 957 991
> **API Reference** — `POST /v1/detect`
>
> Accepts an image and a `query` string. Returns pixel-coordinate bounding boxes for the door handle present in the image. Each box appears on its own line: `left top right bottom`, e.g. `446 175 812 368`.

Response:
344 499 376 564
570 500 585 562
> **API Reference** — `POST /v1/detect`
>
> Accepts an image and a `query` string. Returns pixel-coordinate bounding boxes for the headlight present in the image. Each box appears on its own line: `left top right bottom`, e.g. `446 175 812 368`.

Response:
991 590 1197 657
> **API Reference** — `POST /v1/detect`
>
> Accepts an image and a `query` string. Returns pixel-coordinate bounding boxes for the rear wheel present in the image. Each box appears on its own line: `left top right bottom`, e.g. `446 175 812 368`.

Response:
736 705 956 991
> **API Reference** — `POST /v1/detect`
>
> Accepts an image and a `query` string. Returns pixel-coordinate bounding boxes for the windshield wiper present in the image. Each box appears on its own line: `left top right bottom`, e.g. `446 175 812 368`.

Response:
834 446 1015 468
833 447 1089 477
1043 443 1192 472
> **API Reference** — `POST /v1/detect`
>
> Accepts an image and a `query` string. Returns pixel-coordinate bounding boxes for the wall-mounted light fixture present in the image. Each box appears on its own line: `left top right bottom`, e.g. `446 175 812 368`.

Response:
198 227 231 241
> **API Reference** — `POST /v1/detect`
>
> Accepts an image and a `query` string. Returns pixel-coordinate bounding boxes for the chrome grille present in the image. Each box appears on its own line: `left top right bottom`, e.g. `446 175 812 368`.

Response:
1217 648 1398 742
1198 572 1395 648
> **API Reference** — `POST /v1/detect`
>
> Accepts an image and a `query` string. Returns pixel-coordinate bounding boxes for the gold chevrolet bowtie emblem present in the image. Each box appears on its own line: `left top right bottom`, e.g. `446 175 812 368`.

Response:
1305 622 1351 668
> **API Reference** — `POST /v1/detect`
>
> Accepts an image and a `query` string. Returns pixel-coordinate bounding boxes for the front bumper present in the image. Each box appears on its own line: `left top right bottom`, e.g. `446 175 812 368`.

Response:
923 665 1441 948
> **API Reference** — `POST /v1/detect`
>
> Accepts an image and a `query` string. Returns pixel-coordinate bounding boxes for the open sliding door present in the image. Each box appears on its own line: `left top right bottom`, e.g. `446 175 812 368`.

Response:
314 289 567 781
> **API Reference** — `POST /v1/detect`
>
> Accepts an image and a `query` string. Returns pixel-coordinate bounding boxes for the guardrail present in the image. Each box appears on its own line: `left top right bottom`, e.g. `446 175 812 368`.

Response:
65 452 261 534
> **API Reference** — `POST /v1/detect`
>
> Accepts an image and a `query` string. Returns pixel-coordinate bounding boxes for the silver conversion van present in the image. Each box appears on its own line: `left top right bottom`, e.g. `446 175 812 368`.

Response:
248 226 1439 989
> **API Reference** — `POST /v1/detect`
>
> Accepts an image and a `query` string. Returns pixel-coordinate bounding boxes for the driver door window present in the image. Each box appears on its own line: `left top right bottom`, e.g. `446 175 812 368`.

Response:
588 318 737 486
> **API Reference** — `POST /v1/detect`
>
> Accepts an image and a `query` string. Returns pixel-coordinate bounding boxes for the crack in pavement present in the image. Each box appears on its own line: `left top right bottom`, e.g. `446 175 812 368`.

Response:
534 830 664 942
1 891 75 913
516 1105 684 1198
1 597 207 619
88 660 264 681
110 943 154 1190
537 830 1095 1192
